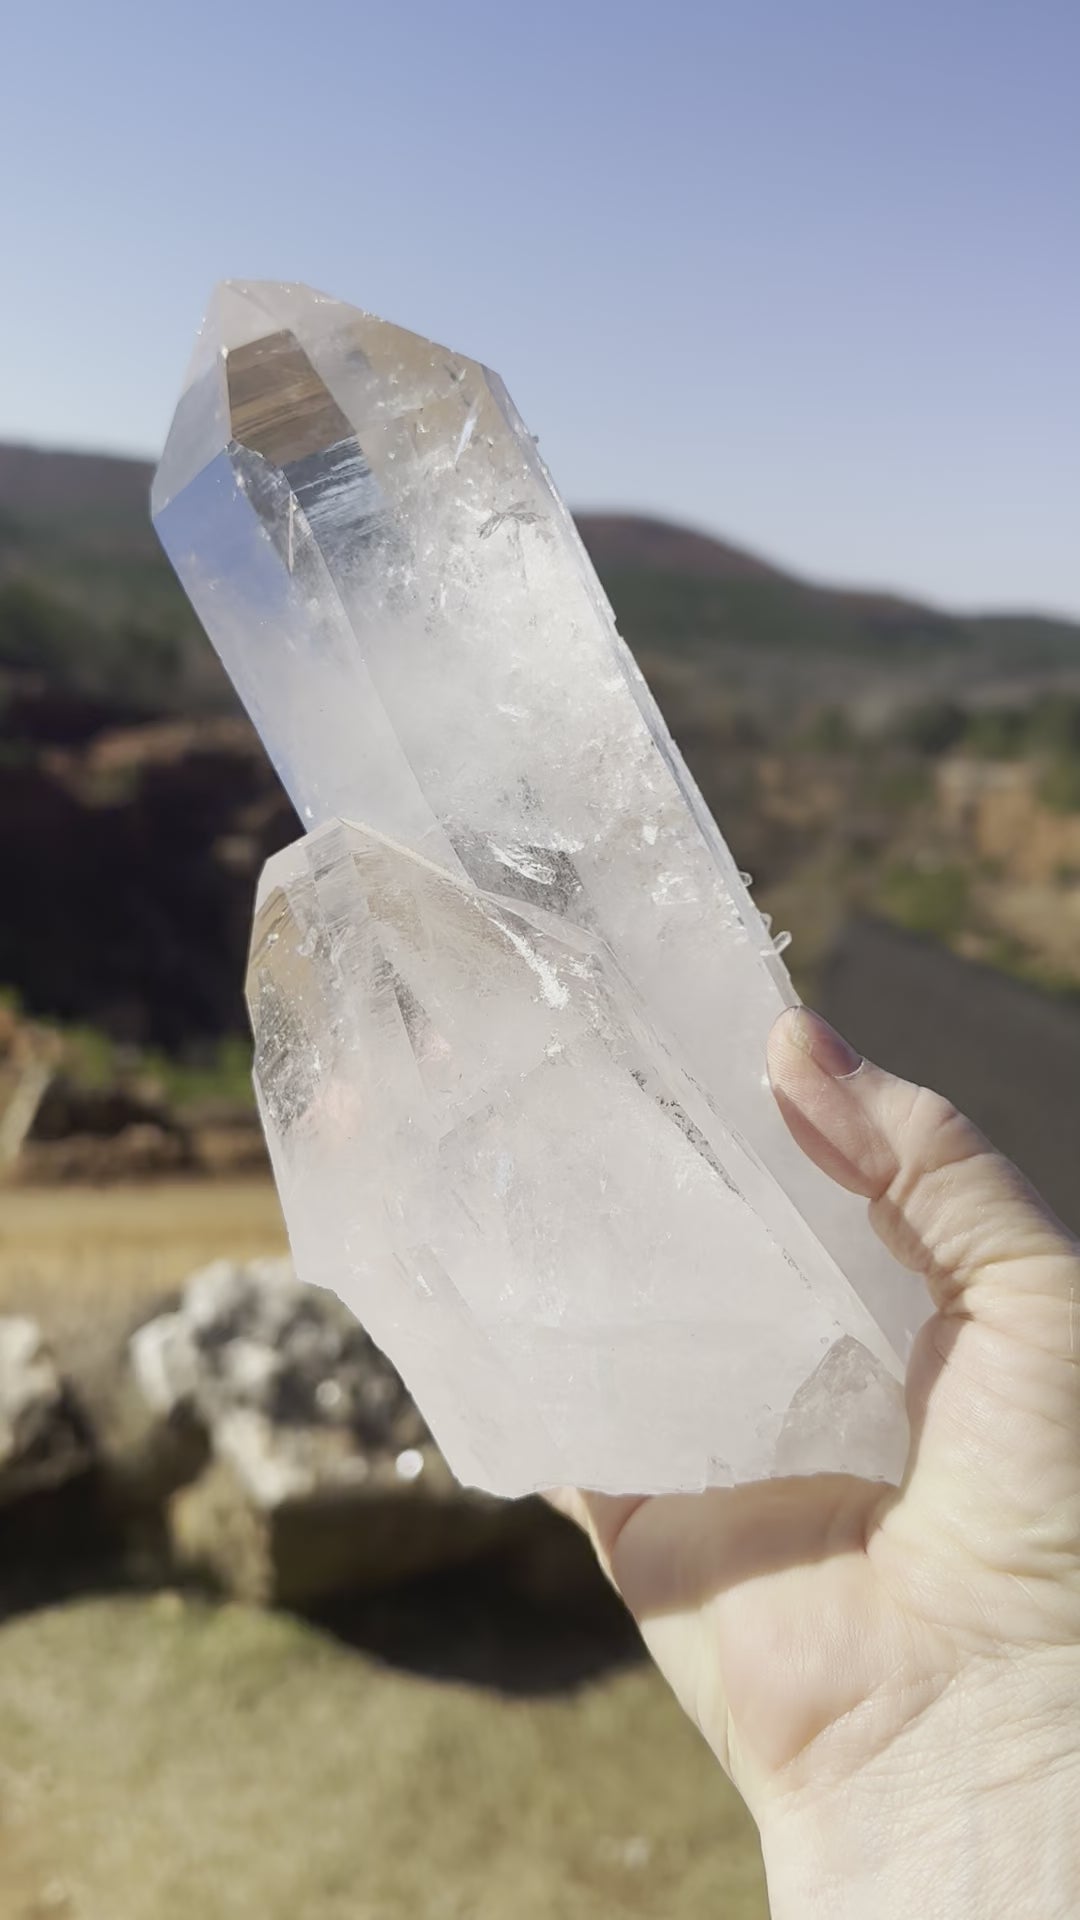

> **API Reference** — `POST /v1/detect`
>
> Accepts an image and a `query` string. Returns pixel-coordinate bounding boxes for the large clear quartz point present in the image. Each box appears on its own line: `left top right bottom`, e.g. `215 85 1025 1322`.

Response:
153 281 927 1495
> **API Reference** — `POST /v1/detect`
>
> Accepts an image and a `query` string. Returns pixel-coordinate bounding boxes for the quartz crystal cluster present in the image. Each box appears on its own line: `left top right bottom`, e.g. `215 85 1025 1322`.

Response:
153 283 926 1495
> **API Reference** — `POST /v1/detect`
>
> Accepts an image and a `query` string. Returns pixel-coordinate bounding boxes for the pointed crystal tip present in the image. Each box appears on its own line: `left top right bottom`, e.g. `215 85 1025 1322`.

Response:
151 281 358 516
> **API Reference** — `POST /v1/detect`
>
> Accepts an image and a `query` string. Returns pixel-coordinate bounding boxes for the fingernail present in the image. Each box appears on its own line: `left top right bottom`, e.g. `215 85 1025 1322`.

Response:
789 1008 863 1079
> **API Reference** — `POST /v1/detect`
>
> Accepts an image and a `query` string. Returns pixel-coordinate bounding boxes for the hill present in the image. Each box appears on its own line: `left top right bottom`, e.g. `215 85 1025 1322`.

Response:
0 444 227 716
1 443 1078 723
577 514 1080 687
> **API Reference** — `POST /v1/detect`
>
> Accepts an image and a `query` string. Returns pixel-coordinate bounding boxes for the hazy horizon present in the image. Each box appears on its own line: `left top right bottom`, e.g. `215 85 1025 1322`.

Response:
6 425 1079 626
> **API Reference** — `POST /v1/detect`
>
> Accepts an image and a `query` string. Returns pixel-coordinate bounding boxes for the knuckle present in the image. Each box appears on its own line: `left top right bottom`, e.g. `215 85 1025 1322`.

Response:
886 1084 984 1247
902 1084 972 1172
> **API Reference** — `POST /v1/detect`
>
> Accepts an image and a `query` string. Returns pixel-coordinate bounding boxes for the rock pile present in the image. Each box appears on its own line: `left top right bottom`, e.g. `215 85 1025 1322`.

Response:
0 1315 91 1502
0 1261 601 1615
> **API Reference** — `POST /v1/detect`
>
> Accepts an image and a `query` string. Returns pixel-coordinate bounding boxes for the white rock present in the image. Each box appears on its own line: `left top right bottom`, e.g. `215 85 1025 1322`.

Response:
129 1258 425 1510
0 1317 64 1466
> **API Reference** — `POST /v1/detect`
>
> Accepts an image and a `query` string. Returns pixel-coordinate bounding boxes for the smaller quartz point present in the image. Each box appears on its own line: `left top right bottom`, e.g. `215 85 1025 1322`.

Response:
154 282 928 1496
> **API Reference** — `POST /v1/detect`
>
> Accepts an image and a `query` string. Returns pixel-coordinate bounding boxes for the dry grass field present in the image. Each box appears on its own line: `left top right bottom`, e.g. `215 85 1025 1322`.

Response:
0 1179 288 1346
0 1180 768 1920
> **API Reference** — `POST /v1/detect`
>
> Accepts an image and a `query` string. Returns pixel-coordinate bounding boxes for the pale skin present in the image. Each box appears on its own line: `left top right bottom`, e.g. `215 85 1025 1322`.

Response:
555 1006 1080 1918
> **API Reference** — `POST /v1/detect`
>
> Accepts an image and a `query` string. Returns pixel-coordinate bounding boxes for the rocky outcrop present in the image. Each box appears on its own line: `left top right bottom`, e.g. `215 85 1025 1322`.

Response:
0 1262 603 1616
0 1316 92 1503
937 755 1080 883
129 1259 567 1606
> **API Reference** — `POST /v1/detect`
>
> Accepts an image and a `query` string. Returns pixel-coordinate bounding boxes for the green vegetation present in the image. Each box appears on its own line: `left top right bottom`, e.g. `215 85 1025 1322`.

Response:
605 569 974 662
888 697 1080 828
0 449 226 713
3 447 1079 717
144 1035 255 1108
964 707 1028 759
3 444 1080 1034
61 1021 123 1090
0 576 78 672
863 761 931 810
801 705 857 753
879 862 972 940
10 1005 256 1112
1025 692 1080 756
894 699 968 756
0 573 204 711
1038 755 1080 815
974 937 1080 1006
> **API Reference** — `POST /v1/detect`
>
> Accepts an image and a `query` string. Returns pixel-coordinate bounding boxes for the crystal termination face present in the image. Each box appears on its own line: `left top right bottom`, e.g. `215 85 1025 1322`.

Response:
153 282 926 1495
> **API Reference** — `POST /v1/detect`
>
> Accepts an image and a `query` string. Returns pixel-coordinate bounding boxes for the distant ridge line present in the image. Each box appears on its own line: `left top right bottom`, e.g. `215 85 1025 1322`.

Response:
0 439 1076 638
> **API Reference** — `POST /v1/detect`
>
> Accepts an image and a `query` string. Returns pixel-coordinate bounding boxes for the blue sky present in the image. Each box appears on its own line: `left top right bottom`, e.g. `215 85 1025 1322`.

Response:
1 0 1077 613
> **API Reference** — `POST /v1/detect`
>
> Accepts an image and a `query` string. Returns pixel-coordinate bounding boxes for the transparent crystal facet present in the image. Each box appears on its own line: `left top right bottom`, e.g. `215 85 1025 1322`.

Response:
154 281 927 1495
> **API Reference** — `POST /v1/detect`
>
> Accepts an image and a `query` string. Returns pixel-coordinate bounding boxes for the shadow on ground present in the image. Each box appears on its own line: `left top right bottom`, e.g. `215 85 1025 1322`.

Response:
306 1555 644 1695
0 1491 644 1699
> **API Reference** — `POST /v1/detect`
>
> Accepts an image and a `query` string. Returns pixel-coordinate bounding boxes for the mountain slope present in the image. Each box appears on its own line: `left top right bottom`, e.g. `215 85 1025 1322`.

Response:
1 443 1077 721
0 446 226 713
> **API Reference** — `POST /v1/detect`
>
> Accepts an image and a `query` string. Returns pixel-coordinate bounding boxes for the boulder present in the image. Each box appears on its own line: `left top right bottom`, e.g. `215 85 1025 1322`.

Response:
129 1257 429 1472
130 1260 591 1608
167 1445 522 1609
0 1316 92 1504
0 1269 606 1620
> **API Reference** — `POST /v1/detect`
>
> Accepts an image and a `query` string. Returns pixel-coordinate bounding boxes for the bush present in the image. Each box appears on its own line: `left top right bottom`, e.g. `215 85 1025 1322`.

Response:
1025 694 1080 758
897 700 967 756
142 1035 255 1109
0 578 80 671
963 707 1027 759
1037 756 1080 815
866 763 931 810
880 862 971 940
803 706 856 753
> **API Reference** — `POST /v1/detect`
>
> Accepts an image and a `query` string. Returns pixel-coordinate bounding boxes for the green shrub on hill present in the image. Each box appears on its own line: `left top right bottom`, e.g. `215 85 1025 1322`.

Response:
0 577 86 673
1038 755 1080 815
963 707 1028 759
897 700 968 755
2 997 256 1112
880 862 972 940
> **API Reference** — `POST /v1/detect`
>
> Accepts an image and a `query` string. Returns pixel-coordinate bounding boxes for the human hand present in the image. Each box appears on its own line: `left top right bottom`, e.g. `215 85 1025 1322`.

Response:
557 1007 1080 1918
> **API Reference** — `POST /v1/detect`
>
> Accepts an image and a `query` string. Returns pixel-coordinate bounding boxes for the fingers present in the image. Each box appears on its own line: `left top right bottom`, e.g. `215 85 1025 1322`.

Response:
769 1008 1080 1566
767 1007 1076 1314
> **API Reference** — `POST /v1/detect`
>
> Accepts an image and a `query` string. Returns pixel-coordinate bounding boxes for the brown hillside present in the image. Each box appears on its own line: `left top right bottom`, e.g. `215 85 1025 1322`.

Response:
0 444 154 532
576 513 783 583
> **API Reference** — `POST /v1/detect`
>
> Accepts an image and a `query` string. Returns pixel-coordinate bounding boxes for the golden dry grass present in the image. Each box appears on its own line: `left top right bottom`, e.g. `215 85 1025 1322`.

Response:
0 1595 766 1920
0 1182 768 1919
0 1177 287 1332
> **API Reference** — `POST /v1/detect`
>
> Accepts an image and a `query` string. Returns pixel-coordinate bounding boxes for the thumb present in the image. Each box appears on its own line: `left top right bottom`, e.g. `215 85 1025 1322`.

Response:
768 1006 1080 1555
767 1006 1075 1316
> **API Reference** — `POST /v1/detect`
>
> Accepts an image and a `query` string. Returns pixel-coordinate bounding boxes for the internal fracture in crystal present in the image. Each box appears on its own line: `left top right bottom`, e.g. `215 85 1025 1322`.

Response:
153 282 926 1495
